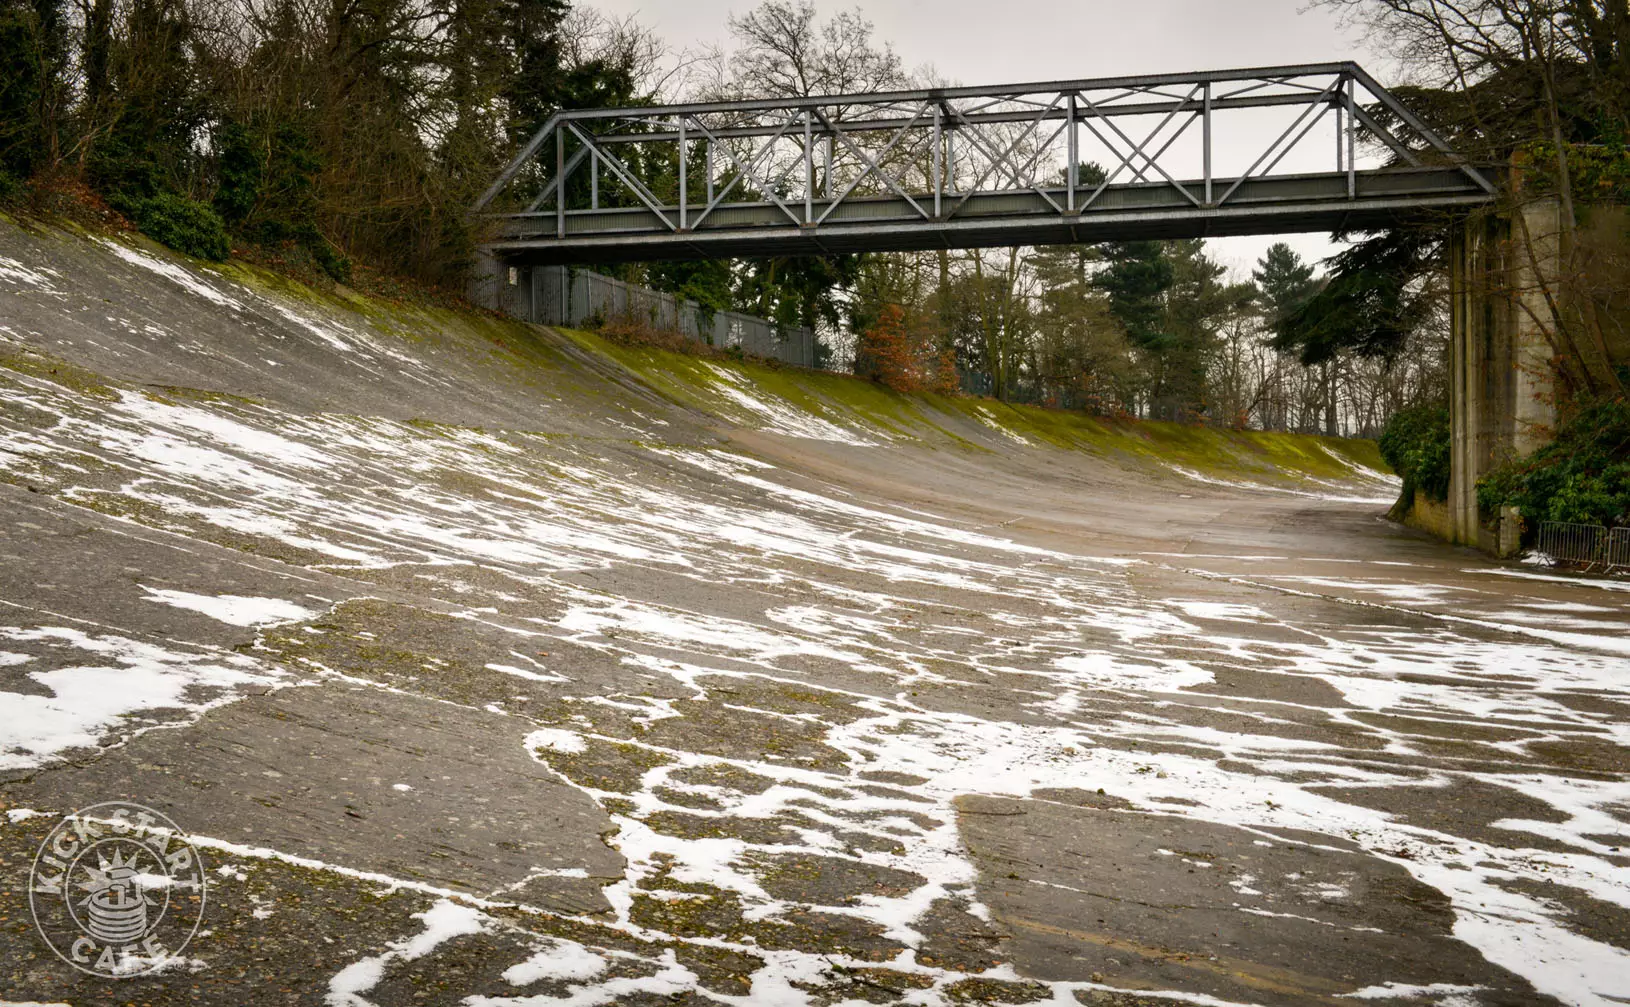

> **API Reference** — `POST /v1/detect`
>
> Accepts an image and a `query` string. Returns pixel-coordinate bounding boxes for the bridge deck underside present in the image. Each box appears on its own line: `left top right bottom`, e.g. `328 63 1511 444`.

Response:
481 168 1489 265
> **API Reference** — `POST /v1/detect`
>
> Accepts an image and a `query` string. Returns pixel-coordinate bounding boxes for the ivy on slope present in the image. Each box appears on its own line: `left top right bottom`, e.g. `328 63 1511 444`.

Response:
1378 404 1451 504
1479 396 1630 527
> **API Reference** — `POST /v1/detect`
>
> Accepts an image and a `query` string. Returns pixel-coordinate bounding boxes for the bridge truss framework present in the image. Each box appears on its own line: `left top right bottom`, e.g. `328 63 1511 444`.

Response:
472 63 1495 264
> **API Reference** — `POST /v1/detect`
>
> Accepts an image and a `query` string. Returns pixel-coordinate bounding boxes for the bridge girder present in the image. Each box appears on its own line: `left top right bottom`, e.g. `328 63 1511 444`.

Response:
472 63 1495 264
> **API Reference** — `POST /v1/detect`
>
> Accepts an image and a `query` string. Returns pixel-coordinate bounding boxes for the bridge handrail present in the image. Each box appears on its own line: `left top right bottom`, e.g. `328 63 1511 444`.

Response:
472 62 1492 216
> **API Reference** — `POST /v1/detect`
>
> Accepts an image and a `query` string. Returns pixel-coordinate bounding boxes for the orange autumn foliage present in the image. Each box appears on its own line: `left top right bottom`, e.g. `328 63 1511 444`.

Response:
854 303 957 394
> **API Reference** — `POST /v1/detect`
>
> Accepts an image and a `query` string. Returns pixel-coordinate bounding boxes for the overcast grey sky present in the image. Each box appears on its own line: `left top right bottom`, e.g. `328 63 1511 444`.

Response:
594 0 1384 277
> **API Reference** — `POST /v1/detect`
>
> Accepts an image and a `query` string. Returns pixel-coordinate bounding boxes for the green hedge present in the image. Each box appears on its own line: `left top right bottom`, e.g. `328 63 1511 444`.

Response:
1378 404 1451 503
1478 397 1630 527
135 193 230 261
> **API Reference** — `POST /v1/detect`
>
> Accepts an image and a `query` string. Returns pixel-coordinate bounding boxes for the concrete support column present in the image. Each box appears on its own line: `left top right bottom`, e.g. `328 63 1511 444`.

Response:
470 251 543 324
1448 218 1482 546
1509 198 1562 457
1447 197 1562 549
468 249 504 313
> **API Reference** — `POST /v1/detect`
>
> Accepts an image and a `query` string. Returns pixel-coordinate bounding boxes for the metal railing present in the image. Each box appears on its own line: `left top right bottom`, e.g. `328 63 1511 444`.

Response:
1535 521 1630 571
472 63 1496 265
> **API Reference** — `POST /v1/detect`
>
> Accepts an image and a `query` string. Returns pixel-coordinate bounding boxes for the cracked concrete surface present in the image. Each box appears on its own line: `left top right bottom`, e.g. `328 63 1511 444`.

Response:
1 225 1627 1006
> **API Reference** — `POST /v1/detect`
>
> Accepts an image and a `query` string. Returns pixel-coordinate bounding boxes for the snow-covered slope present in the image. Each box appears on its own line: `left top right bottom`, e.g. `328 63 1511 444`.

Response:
1 223 1626 1007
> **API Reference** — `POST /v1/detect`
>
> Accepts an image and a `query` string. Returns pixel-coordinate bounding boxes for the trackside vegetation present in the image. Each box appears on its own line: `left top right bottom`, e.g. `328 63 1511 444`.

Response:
1478 397 1630 528
1378 405 1452 505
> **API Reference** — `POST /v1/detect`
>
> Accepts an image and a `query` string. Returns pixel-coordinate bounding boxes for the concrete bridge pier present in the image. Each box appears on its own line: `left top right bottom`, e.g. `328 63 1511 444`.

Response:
1448 197 1562 549
469 249 539 322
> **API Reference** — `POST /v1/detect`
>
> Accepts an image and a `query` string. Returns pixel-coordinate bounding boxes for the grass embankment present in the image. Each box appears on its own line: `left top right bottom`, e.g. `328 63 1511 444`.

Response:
555 327 1390 487
8 221 1387 490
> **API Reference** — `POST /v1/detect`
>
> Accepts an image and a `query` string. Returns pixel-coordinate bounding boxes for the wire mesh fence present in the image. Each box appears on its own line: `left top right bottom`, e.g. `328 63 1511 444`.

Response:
956 371 1125 415
526 266 816 368
1535 521 1630 571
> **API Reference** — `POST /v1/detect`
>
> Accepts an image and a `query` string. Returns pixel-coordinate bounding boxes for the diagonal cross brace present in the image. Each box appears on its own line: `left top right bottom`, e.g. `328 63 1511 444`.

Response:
566 123 678 230
1214 75 1342 206
1346 64 1495 193
1077 84 1204 209
814 105 932 224
526 144 592 212
687 112 804 229
944 94 1065 217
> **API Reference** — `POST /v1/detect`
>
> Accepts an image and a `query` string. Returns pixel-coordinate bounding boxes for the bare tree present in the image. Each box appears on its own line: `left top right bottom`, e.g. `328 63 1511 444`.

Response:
1318 0 1628 397
723 1 905 100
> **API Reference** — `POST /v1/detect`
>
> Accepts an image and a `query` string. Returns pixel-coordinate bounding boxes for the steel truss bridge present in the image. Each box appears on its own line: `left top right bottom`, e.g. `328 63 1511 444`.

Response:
472 63 1495 265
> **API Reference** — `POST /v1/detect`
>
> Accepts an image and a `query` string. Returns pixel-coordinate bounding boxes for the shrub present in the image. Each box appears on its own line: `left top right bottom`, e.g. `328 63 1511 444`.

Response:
0 4 45 184
211 121 349 281
212 121 262 226
135 193 230 261
1378 404 1451 502
854 303 957 394
1478 396 1630 527
1521 141 1630 203
300 226 352 284
596 313 713 356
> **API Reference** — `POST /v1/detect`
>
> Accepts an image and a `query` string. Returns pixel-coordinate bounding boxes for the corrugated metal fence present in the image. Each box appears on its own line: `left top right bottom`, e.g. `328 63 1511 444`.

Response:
1536 521 1630 571
518 265 816 369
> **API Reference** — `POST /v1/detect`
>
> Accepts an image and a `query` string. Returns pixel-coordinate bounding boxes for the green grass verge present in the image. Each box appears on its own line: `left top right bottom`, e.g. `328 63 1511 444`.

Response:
552 327 1392 486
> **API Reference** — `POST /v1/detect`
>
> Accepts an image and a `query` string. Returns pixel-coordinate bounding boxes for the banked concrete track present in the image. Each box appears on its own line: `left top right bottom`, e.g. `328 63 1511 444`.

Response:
1 223 1628 1007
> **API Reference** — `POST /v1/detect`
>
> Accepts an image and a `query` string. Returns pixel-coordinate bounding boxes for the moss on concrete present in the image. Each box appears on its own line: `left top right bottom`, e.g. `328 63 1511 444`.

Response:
945 977 1056 1003
532 737 675 794
629 865 906 961
0 349 120 401
547 327 1392 488
18 219 1391 493
556 328 944 442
